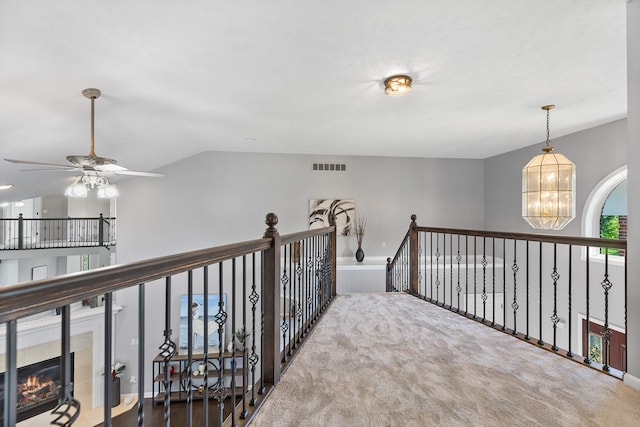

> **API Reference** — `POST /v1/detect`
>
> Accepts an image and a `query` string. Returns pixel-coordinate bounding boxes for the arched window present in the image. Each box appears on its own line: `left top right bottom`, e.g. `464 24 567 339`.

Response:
582 166 627 263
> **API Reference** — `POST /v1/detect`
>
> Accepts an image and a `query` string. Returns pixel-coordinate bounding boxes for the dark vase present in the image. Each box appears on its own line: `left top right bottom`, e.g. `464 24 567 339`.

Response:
110 376 121 407
355 246 365 262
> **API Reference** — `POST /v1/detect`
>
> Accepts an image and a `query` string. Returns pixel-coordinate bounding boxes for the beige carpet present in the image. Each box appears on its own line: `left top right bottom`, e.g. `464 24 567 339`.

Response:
251 293 640 427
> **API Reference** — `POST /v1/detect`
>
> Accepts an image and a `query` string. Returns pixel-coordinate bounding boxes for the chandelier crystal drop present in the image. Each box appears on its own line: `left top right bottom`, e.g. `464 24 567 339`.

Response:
522 105 576 230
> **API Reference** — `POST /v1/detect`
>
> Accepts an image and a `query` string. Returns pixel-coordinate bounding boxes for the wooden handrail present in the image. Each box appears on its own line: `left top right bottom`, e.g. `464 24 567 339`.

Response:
415 226 627 249
281 225 337 245
0 238 271 323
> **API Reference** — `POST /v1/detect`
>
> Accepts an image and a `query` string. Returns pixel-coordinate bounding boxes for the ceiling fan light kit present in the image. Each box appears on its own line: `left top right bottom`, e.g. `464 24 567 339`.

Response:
384 74 412 96
4 88 163 199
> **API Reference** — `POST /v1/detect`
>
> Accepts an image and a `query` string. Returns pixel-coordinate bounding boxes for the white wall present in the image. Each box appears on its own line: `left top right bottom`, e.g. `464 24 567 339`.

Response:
627 0 640 381
113 151 485 393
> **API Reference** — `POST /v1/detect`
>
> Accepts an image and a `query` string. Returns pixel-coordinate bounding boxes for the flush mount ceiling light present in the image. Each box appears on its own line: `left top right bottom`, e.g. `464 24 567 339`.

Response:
522 105 576 230
384 74 412 96
0 184 12 190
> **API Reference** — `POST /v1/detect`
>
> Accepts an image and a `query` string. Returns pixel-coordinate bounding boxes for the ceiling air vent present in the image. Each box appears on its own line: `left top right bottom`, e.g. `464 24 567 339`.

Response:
313 163 346 172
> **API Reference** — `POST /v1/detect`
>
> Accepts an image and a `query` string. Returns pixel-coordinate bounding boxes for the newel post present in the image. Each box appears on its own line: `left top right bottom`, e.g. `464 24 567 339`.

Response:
328 213 337 297
18 213 24 250
262 213 282 386
409 214 419 295
386 257 392 292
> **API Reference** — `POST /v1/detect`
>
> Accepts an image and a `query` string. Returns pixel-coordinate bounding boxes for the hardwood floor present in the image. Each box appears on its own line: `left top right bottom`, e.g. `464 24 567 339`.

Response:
99 398 236 427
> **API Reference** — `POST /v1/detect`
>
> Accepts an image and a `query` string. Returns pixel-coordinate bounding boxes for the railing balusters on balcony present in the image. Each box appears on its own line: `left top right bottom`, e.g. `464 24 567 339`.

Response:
137 283 146 426
387 214 627 378
0 215 116 250
538 242 544 346
4 320 18 426
512 240 519 335
568 245 573 357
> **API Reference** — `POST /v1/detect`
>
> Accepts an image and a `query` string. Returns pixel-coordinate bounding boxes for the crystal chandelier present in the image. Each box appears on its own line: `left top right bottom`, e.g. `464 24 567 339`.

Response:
65 174 118 198
522 105 576 230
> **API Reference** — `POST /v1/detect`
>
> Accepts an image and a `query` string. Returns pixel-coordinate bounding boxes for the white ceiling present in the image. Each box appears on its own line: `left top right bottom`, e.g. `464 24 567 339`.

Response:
0 0 628 203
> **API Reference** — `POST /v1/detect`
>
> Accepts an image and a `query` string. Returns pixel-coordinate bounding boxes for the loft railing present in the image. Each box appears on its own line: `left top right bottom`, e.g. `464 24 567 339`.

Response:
0 214 116 250
0 213 336 426
387 215 627 377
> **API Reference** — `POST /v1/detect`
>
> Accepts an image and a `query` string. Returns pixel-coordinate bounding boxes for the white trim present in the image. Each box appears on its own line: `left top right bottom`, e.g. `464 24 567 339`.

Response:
580 165 627 264
624 373 640 391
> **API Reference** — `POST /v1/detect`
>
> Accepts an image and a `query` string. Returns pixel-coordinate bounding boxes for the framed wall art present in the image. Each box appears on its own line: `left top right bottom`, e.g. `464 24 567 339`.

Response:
309 199 355 236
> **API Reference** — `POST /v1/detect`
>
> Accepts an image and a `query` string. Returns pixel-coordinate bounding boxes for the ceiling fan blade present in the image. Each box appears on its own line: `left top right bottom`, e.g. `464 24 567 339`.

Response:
94 163 127 172
5 158 74 168
19 167 82 172
114 170 164 177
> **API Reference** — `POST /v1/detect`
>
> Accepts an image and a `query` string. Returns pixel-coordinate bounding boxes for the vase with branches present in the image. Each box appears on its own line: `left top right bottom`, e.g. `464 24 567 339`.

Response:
355 215 366 262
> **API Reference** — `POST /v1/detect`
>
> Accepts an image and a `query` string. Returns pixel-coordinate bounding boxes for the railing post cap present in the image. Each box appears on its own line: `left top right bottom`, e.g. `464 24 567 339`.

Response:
264 212 279 237
386 257 391 264
410 214 417 227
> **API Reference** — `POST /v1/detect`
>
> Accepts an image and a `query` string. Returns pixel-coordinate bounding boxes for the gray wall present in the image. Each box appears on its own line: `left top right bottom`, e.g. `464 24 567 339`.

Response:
484 119 627 234
484 119 628 366
113 151 485 393
627 0 640 380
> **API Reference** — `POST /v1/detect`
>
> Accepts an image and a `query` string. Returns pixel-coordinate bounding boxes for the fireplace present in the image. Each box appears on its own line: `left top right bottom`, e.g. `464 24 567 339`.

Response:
0 353 74 423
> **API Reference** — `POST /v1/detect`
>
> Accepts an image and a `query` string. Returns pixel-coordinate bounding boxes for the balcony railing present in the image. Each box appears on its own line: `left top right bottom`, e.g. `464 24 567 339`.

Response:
0 214 116 250
0 213 336 426
387 215 627 377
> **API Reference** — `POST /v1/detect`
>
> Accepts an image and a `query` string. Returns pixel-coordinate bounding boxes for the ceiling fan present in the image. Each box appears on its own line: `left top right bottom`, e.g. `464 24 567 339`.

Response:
4 88 164 178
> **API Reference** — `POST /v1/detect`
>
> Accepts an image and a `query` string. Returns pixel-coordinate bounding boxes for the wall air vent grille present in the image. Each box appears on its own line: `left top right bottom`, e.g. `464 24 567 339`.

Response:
312 163 346 172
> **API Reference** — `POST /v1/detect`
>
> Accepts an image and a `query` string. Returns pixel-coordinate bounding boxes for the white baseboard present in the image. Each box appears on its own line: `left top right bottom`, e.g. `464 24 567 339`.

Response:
624 373 640 391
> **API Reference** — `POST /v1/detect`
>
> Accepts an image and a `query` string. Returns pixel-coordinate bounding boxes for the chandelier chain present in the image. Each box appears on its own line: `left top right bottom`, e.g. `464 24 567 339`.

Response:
546 108 550 147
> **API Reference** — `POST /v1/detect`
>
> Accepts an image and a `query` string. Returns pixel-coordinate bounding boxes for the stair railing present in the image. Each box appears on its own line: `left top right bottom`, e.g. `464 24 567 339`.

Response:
387 214 627 377
0 212 336 426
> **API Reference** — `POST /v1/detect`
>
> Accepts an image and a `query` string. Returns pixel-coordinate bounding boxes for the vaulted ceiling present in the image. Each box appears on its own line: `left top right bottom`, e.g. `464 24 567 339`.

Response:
0 1 628 203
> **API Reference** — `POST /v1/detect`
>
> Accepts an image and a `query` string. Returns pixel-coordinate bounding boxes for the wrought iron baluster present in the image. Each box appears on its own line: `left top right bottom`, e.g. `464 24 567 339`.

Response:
491 238 496 327
443 233 446 306
550 245 560 351
481 237 487 322
4 320 18 426
502 238 506 331
601 251 613 372
249 253 260 405
449 234 453 309
584 246 591 364
51 305 81 426
430 232 434 301
474 236 477 319
231 259 237 424
186 270 194 425
158 276 177 426
465 235 469 316
538 242 544 346
214 263 228 425
288 243 293 353
525 241 530 340
567 246 573 357
435 233 440 304
281 245 289 362
512 240 519 335
202 266 209 425
137 283 146 426
456 234 462 313
104 292 113 425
